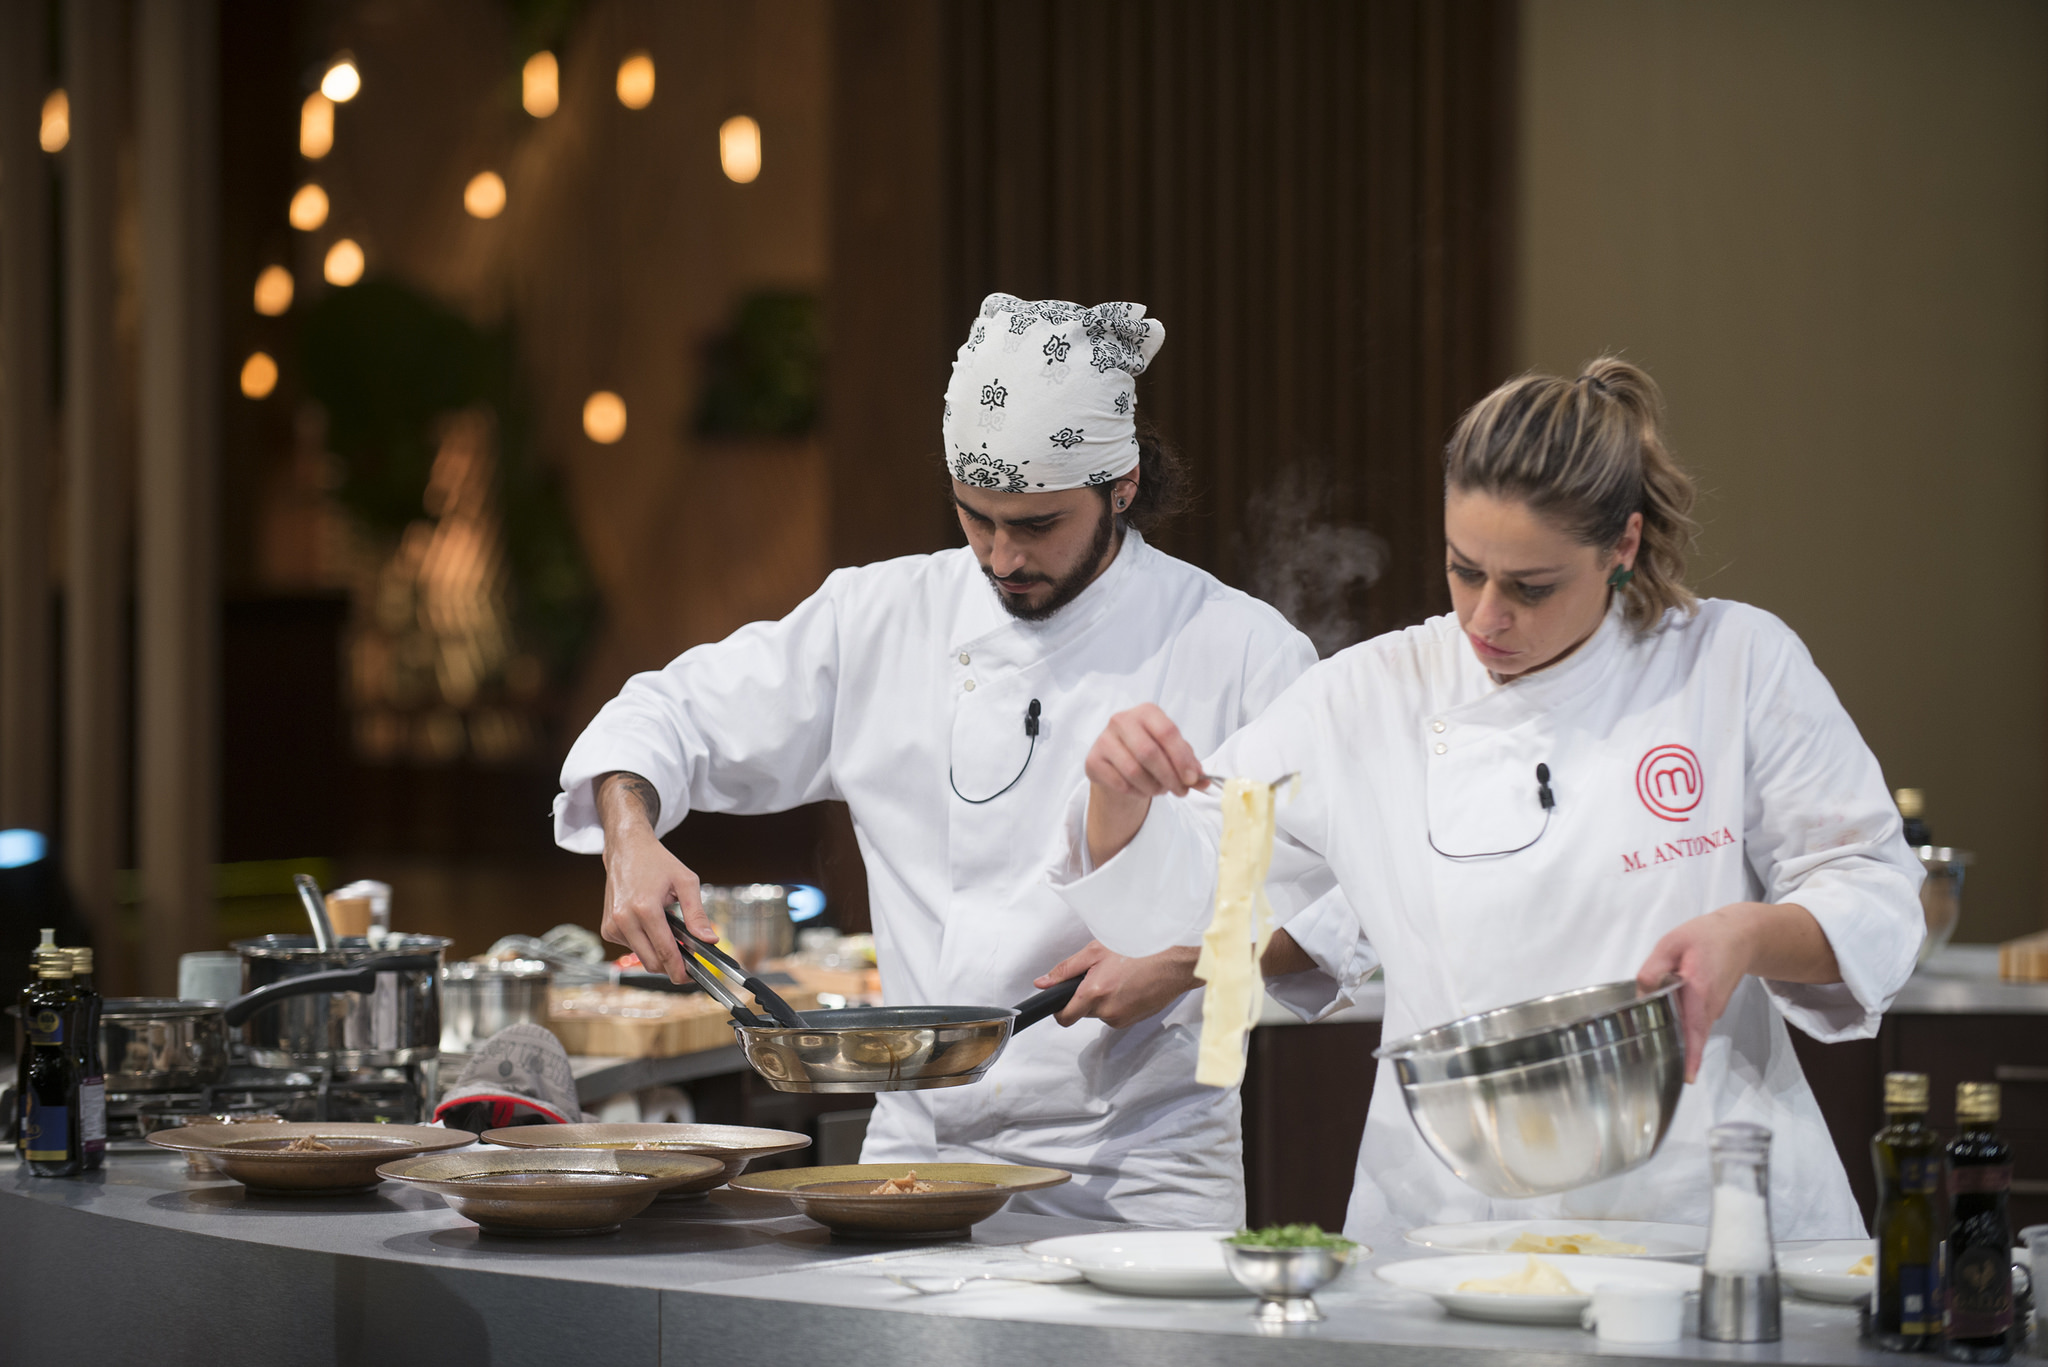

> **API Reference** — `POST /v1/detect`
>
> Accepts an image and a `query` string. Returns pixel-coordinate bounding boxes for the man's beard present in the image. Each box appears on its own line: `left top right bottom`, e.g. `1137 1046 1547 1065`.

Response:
983 503 1118 622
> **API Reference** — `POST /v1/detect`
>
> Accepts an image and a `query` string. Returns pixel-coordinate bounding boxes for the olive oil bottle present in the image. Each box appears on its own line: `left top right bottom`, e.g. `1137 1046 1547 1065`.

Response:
21 951 82 1176
1873 1071 1942 1351
1942 1082 2014 1362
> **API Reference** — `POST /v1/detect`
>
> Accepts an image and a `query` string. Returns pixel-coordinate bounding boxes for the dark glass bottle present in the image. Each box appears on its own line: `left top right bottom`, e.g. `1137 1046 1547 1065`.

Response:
69 947 105 1170
16 930 57 1157
1874 1071 1942 1351
21 952 82 1176
1896 788 1932 848
1943 1082 2014 1362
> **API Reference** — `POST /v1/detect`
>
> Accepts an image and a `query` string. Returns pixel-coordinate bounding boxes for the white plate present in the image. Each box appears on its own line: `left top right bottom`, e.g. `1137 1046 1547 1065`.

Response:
1375 1254 1700 1324
1023 1230 1246 1297
1403 1219 1706 1261
1777 1240 1874 1305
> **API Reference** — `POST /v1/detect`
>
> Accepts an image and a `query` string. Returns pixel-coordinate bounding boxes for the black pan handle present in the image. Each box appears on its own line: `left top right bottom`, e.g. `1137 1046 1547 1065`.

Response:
1011 977 1083 1033
222 955 440 1028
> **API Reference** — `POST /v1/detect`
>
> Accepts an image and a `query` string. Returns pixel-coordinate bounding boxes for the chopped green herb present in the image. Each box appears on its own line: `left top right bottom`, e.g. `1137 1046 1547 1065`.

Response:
1226 1223 1357 1251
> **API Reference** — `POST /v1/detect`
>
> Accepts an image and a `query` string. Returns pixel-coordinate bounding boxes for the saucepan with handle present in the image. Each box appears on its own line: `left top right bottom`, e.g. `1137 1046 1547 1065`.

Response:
665 910 1080 1093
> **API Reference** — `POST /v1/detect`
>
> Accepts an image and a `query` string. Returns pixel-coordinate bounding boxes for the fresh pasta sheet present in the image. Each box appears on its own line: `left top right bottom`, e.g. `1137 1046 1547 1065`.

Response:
1193 777 1278 1087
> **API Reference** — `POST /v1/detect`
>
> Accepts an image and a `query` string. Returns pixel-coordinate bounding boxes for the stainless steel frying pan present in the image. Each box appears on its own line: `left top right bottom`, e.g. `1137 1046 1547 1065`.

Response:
666 910 1079 1093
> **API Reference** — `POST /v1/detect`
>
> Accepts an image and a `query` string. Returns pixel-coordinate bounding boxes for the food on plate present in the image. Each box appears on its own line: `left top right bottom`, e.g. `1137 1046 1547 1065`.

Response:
1226 1223 1357 1251
1847 1253 1874 1277
869 1170 936 1194
283 1135 336 1152
1506 1230 1649 1256
1455 1256 1581 1296
1193 777 1281 1087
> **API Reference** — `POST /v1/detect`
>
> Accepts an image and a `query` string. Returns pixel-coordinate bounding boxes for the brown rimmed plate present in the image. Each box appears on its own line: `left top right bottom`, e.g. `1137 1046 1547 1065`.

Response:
478 1122 811 1198
146 1122 476 1194
728 1162 1071 1238
377 1147 726 1236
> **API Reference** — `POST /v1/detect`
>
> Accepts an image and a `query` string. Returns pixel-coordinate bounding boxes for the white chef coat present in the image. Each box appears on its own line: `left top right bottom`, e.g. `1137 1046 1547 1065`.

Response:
554 528 1321 1227
1053 598 1925 1239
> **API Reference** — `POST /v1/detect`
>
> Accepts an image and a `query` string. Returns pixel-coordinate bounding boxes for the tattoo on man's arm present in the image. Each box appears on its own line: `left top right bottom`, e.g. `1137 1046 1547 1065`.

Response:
600 772 661 827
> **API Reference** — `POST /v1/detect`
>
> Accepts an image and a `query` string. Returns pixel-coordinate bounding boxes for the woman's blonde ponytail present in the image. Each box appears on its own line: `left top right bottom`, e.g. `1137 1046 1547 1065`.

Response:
1444 357 1699 632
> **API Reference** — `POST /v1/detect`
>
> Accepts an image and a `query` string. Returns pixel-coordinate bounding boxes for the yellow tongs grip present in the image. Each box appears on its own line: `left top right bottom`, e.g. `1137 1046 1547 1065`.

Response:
663 905 806 1027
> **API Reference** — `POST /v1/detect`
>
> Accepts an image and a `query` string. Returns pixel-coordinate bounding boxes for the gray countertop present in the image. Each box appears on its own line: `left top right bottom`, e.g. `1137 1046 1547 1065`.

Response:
1256 944 2048 1027
0 1151 1961 1367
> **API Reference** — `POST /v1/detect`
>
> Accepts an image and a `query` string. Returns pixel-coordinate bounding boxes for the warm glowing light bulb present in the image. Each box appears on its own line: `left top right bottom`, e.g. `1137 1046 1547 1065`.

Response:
300 92 334 159
39 90 68 153
253 266 295 316
289 183 329 231
719 115 761 184
240 352 279 399
321 60 361 103
615 53 655 110
582 391 627 444
522 51 559 118
324 239 365 287
463 171 507 219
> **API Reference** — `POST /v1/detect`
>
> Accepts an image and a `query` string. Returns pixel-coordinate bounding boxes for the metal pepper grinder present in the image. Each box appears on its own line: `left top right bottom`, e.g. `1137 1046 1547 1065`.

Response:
1700 1122 1783 1342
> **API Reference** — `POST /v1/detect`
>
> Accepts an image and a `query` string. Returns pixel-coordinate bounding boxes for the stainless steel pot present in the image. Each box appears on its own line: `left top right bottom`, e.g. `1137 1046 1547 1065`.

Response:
233 934 450 1069
1916 845 1973 965
103 998 231 1093
703 884 794 971
439 960 552 1053
100 951 444 1092
1375 978 1685 1199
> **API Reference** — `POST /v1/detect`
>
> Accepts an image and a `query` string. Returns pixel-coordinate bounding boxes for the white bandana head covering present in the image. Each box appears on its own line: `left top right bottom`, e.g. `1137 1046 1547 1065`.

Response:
942 293 1165 493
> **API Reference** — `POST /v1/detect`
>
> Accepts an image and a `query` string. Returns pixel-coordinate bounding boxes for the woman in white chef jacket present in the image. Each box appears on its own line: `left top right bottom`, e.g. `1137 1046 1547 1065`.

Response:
1057 358 1924 1239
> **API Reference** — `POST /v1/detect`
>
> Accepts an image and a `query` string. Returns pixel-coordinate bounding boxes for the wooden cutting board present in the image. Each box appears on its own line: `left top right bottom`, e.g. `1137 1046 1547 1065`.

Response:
2000 930 2048 982
547 980 825 1058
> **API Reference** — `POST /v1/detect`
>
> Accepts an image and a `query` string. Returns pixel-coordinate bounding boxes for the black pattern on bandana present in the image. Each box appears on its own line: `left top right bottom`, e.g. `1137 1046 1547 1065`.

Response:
979 379 1007 409
950 446 1028 493
1050 427 1085 449
1042 334 1071 365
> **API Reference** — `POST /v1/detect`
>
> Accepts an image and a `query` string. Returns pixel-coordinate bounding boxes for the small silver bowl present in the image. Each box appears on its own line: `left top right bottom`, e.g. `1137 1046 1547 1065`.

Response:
1220 1242 1362 1324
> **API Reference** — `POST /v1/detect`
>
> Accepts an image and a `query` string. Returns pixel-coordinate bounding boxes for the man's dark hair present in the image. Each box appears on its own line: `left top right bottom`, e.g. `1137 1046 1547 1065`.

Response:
1100 419 1193 536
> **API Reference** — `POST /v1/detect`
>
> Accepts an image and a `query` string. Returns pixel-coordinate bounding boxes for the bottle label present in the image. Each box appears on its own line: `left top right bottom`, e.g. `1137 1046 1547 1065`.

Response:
1899 1155 1942 1193
80 1079 106 1149
1945 1245 2014 1339
25 1008 63 1046
1951 1164 2012 1195
23 1094 70 1162
1895 1263 1936 1336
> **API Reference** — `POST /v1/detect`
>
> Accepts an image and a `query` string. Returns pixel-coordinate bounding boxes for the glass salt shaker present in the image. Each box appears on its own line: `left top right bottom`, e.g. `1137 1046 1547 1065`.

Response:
1701 1121 1783 1342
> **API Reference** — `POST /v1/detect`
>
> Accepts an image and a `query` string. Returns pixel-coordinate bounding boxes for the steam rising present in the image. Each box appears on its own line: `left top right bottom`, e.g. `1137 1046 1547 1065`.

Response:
1242 468 1388 657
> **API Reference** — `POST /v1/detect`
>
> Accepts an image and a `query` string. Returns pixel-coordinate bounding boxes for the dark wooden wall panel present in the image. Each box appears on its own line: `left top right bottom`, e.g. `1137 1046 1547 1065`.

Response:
933 0 1513 636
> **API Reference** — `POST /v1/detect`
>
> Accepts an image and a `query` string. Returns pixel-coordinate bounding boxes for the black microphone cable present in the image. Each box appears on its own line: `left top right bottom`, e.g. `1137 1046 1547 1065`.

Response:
1427 763 1556 860
950 698 1042 804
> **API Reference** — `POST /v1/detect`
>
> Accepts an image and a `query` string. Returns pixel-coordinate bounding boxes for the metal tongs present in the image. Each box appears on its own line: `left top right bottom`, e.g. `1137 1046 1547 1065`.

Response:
663 906 807 1028
1201 770 1300 792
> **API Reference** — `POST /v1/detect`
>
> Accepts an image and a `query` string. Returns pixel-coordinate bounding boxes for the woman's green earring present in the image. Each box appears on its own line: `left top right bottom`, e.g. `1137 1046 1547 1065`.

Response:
1608 565 1635 589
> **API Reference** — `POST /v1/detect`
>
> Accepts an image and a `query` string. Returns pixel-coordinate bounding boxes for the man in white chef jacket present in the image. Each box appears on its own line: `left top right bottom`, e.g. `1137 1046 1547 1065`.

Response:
553 294 1336 1227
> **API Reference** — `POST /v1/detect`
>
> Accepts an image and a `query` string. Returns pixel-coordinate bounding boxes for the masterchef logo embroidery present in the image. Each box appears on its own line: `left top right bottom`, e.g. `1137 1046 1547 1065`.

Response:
1635 744 1703 822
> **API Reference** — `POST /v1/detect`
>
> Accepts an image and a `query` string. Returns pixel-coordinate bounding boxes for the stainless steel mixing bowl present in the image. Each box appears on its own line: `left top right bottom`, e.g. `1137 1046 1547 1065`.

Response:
1374 978 1685 1199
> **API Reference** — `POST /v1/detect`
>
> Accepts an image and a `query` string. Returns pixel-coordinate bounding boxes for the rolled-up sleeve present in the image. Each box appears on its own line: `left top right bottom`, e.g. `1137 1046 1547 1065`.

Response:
553 574 847 853
1741 618 1925 1041
1265 887 1378 1021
